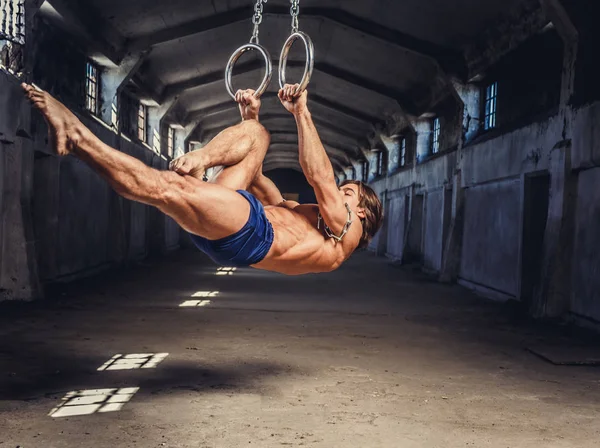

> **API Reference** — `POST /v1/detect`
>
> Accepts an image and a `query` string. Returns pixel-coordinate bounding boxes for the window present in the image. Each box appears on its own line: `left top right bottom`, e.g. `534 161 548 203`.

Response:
376 151 384 177
484 81 498 130
400 138 407 167
137 103 147 142
0 0 25 44
167 127 175 158
85 62 99 115
432 118 441 154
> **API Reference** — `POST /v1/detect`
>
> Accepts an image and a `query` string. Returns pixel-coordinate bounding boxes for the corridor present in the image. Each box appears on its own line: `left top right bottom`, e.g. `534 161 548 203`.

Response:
1 251 599 448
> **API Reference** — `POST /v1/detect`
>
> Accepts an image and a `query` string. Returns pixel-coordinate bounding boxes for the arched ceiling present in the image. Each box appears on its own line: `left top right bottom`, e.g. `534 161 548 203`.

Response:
41 0 525 173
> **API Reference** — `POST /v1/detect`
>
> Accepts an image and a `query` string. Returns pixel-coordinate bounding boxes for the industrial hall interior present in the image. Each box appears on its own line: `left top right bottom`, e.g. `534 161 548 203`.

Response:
1 0 600 446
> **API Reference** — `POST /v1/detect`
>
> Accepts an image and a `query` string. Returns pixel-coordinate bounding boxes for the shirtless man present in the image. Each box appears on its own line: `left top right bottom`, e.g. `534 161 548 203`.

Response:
21 82 383 275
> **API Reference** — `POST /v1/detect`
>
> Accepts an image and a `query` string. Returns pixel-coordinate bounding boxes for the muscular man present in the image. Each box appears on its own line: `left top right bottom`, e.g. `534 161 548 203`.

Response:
22 82 383 275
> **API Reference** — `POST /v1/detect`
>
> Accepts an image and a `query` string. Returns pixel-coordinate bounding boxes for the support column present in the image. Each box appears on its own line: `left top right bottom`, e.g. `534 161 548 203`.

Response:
413 119 432 164
439 170 465 282
156 96 179 158
451 80 481 144
183 120 202 154
439 81 472 282
0 76 42 300
532 0 579 318
0 0 46 300
99 51 146 128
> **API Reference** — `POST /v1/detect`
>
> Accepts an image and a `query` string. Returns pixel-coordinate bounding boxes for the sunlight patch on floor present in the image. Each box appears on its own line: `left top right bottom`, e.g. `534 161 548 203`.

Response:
49 388 139 418
192 291 219 297
179 299 212 307
97 353 169 371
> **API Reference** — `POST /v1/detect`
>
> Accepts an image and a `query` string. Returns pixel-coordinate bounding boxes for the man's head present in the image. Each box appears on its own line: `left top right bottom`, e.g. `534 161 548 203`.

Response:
339 180 384 249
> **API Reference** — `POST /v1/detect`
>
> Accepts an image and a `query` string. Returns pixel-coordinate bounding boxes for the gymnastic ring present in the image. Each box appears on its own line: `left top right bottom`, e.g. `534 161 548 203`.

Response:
225 43 273 100
278 31 314 93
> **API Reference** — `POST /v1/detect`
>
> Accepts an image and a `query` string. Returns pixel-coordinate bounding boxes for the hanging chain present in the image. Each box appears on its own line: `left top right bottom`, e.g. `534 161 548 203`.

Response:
290 0 299 33
250 0 267 44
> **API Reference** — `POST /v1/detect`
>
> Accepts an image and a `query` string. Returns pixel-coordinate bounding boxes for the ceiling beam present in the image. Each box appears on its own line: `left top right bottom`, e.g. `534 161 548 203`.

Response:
266 142 350 163
264 150 346 172
199 121 364 159
46 0 126 63
184 91 384 129
263 161 303 174
126 6 465 77
197 112 370 148
269 131 356 158
162 59 417 115
194 106 369 139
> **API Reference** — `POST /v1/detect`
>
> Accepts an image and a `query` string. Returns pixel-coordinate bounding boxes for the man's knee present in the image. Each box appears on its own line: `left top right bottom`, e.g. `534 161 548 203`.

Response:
239 119 270 148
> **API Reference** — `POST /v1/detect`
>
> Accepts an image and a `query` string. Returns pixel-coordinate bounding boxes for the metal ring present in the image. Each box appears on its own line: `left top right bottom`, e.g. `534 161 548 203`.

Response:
278 31 314 93
225 43 273 100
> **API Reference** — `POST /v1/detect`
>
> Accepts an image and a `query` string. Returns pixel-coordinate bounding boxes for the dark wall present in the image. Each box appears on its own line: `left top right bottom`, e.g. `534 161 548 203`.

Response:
265 169 316 204
32 19 87 110
486 30 563 129
569 1 600 106
24 17 181 284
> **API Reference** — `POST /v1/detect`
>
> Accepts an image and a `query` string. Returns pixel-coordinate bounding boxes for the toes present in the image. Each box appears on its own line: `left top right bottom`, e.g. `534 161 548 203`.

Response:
176 159 192 174
170 158 186 173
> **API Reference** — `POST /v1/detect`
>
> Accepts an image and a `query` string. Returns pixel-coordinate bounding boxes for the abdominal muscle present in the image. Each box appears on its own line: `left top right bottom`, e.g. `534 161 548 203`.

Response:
252 204 345 275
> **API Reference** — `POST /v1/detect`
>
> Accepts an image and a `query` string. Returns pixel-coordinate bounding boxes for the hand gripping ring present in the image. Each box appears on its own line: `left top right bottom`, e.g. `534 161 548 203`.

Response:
278 31 314 93
225 43 273 100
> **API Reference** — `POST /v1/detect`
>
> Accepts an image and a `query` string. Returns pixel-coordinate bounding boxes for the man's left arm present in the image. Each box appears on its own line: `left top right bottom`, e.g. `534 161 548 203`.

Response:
279 85 349 234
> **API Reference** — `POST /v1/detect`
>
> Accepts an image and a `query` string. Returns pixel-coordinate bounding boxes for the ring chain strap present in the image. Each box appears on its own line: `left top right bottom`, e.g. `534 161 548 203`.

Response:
290 0 300 33
251 0 268 44
317 204 353 243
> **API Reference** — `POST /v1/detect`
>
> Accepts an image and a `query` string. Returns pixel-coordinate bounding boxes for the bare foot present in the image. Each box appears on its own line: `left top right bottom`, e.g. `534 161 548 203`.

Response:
169 151 208 180
21 83 83 156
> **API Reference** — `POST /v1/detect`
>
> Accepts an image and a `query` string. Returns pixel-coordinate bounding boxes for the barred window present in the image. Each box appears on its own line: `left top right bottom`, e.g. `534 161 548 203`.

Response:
376 151 384 177
0 0 25 44
167 127 175 158
484 81 498 130
85 62 99 115
137 104 147 142
400 138 407 167
432 118 441 154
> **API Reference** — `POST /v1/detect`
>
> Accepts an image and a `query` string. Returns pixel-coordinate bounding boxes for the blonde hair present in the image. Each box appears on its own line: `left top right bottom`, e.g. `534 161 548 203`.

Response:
340 180 384 248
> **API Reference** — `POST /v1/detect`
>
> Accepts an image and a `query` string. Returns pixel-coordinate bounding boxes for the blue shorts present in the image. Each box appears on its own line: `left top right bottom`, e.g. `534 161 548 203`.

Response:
189 190 274 267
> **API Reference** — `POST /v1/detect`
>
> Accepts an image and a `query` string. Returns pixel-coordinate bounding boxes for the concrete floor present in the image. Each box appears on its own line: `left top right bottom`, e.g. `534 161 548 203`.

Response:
1 250 599 448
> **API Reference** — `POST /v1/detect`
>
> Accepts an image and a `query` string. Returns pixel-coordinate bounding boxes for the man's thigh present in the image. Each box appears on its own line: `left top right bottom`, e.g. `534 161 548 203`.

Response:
210 128 270 191
159 172 251 241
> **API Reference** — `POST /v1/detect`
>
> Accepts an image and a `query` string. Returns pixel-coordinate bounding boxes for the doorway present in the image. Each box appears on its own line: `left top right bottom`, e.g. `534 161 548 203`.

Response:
520 173 551 306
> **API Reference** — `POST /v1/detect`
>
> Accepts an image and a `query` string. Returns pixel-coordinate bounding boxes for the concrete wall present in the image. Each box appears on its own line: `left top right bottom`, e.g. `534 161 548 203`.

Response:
571 168 600 321
423 188 448 273
385 191 409 260
371 86 600 324
0 67 180 296
459 179 521 296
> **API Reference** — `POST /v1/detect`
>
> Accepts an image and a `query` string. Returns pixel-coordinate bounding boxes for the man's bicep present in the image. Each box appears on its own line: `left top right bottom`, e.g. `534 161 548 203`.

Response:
312 178 348 233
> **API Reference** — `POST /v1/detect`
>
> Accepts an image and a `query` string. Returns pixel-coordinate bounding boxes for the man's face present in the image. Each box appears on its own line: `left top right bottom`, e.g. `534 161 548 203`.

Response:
339 184 365 219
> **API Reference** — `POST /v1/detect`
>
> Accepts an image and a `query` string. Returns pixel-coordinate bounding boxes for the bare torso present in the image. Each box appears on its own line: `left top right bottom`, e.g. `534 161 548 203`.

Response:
253 202 362 275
